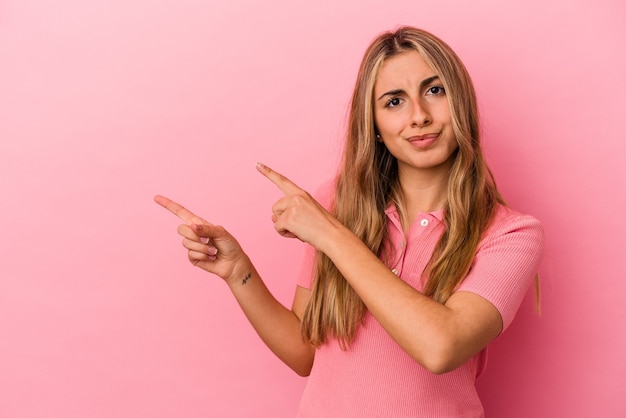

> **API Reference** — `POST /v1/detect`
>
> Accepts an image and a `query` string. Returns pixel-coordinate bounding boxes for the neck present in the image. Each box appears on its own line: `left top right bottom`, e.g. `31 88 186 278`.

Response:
397 162 451 225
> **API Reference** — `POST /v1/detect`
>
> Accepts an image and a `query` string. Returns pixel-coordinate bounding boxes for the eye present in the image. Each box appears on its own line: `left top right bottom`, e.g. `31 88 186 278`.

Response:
426 85 445 96
385 97 403 108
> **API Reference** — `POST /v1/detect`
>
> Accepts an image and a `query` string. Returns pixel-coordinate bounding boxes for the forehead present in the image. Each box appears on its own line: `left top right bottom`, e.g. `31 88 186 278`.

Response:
374 50 437 92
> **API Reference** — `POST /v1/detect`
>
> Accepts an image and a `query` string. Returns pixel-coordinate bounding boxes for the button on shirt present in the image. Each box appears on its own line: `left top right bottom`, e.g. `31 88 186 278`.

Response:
382 206 443 284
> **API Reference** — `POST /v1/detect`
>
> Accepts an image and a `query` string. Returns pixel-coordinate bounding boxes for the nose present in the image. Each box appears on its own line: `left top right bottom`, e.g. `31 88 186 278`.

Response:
411 100 431 128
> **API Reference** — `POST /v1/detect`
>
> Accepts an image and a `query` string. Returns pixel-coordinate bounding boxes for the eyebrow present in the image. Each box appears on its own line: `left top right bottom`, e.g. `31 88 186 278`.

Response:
376 75 441 100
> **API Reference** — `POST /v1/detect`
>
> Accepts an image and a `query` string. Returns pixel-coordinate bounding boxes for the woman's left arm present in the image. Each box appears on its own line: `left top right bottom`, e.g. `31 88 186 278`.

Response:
319 229 503 374
257 163 541 374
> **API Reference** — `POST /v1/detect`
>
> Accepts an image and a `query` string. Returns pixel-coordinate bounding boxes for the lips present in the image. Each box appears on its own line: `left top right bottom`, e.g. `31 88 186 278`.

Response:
408 133 439 149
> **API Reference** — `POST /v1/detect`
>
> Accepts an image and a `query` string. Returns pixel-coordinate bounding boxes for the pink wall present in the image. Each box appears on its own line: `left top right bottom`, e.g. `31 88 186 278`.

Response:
1 0 624 416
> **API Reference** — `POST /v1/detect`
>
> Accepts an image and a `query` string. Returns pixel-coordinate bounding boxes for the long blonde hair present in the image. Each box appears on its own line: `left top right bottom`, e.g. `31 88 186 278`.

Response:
301 27 504 348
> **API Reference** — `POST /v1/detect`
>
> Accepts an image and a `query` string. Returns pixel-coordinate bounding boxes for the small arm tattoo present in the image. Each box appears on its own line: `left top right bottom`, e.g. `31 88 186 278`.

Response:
242 272 252 285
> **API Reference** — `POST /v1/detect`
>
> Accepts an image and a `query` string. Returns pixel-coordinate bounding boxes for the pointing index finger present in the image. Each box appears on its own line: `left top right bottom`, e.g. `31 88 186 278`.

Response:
256 162 302 195
154 195 208 225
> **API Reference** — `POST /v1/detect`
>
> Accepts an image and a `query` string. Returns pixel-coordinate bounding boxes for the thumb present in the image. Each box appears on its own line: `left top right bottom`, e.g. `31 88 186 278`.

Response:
192 223 228 241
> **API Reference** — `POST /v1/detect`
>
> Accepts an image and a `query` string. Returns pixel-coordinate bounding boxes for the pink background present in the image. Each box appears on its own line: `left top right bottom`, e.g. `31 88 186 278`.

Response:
1 0 625 416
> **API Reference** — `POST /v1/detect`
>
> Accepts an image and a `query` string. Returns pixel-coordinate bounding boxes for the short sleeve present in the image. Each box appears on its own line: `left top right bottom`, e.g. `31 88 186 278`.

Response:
296 179 336 290
456 206 544 331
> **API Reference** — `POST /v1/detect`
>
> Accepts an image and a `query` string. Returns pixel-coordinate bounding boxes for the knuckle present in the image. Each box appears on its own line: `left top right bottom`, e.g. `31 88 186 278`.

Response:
188 250 206 262
293 191 309 201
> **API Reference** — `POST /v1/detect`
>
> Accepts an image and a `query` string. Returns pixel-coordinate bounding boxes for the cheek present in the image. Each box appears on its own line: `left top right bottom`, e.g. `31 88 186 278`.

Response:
437 105 453 125
375 111 405 135
445 135 460 154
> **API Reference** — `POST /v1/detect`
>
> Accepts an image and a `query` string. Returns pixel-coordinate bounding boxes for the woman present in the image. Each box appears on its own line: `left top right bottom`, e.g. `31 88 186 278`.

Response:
155 26 544 417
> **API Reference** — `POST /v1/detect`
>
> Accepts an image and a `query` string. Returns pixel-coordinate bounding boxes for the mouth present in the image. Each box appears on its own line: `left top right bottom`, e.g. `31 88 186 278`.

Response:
408 133 439 141
408 133 439 148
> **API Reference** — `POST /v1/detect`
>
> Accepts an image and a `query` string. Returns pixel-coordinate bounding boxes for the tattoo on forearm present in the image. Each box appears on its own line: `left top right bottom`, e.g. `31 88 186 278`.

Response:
242 272 252 285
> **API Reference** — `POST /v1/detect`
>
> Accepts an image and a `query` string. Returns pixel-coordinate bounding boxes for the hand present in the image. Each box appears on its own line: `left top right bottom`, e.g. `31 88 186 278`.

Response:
256 163 342 251
154 195 248 283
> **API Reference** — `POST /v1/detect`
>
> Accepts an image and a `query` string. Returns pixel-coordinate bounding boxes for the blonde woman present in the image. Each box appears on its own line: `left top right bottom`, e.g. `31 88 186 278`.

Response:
156 26 544 417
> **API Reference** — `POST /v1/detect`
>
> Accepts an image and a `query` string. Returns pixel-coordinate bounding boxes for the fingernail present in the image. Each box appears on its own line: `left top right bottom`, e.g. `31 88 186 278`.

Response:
200 237 209 244
256 162 266 171
207 247 218 256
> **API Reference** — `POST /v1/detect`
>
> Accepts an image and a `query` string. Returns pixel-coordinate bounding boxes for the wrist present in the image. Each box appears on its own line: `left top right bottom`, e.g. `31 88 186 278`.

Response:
224 256 256 289
317 221 354 256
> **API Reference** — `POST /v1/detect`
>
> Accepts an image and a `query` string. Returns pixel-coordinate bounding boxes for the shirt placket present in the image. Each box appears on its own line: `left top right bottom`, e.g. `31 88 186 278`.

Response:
389 213 437 277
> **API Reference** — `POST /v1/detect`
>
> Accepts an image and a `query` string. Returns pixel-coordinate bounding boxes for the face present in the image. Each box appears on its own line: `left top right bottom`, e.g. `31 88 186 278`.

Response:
373 50 458 179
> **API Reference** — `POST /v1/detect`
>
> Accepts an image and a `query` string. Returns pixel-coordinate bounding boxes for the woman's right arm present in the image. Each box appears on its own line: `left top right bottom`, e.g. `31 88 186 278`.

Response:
154 195 315 376
214 252 315 377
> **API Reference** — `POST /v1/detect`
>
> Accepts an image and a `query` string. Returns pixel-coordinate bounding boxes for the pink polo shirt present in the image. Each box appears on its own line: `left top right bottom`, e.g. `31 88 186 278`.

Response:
295 186 544 417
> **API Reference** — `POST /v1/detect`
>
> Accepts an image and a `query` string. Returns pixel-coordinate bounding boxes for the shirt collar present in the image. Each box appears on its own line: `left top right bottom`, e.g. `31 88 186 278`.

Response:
385 203 445 223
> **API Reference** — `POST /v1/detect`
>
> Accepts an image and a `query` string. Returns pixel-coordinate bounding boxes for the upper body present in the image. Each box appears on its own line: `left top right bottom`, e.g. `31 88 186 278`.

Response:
155 26 545 418
294 183 543 417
